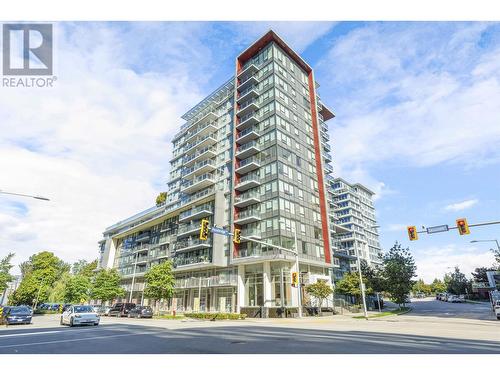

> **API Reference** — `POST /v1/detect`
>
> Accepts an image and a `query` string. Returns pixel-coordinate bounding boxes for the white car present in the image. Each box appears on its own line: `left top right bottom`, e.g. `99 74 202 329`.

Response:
494 301 500 320
60 305 100 327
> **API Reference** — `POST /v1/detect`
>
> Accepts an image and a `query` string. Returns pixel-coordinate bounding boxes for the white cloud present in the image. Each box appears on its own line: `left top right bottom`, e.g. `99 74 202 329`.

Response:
320 22 500 181
414 244 496 283
232 22 337 52
386 224 408 232
444 199 479 212
0 23 213 272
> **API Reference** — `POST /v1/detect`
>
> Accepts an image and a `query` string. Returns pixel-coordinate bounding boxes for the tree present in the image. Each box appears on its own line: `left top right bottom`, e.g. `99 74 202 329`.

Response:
65 275 92 304
91 269 125 304
47 272 71 302
0 253 14 292
335 272 372 301
360 259 385 293
430 278 446 293
305 280 333 312
9 251 69 306
382 242 417 307
445 266 469 295
144 261 175 312
471 267 496 282
412 279 432 295
155 192 168 206
72 259 98 277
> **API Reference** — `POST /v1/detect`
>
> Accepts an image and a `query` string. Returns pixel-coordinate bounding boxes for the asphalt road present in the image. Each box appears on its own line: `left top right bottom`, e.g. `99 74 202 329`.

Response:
0 298 498 354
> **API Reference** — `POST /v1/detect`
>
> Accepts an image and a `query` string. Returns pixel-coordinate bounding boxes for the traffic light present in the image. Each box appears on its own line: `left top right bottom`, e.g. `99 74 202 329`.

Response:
233 228 241 244
199 219 210 240
407 226 418 241
456 218 470 235
291 272 299 287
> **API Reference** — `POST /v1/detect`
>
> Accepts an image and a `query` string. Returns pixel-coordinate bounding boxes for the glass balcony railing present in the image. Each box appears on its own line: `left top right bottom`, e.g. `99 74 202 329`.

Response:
175 238 210 251
181 173 215 190
234 190 261 204
179 203 213 220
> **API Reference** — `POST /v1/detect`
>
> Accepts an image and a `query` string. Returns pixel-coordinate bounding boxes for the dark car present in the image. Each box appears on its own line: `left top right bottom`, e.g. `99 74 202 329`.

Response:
127 305 153 318
108 302 136 317
3 306 33 325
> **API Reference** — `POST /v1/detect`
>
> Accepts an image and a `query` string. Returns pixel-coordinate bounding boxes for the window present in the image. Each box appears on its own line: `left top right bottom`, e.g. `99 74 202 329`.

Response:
300 223 306 235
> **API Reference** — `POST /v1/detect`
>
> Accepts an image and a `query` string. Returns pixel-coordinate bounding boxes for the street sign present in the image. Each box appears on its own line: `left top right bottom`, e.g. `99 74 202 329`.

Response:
426 224 449 234
211 226 231 236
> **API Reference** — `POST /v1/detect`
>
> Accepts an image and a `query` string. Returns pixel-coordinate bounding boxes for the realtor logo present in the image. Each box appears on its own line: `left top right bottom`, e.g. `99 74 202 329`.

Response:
3 23 53 76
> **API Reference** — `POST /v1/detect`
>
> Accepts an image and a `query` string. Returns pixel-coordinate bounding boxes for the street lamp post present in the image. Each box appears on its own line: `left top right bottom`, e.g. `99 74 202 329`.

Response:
356 253 368 319
0 190 50 201
128 252 139 303
293 227 303 318
470 239 500 251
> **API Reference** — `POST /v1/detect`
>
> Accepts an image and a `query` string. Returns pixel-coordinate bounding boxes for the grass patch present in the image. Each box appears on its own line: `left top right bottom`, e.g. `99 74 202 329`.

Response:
353 307 411 319
153 314 185 320
184 312 247 320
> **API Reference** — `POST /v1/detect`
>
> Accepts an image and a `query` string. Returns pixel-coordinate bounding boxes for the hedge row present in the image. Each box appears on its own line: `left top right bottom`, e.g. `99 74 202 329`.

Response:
184 312 247 320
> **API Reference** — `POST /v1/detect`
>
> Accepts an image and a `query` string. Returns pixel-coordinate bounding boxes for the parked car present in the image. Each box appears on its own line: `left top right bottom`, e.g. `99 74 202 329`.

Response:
448 295 459 303
96 306 111 316
127 306 153 318
494 300 500 320
2 306 33 325
60 305 100 327
108 303 136 317
91 305 102 313
441 293 449 302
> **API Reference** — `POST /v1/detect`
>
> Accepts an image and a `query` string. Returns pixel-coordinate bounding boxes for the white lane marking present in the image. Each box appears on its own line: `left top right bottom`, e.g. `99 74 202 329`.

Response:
0 331 150 349
0 330 67 338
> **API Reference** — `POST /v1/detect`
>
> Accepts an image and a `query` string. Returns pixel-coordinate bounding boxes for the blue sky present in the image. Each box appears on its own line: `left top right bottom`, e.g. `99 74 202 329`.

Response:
1 21 499 281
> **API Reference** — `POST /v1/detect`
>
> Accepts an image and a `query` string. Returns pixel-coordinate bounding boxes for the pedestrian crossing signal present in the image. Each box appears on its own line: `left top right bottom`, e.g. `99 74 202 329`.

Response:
456 218 470 235
407 226 418 241
233 228 241 244
199 219 210 240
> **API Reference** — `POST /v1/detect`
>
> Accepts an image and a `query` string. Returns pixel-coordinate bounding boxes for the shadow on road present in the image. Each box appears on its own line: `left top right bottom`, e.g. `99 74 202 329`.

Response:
0 323 499 354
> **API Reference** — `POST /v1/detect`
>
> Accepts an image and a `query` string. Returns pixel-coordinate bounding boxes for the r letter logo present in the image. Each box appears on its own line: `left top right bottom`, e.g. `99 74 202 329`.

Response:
3 24 53 76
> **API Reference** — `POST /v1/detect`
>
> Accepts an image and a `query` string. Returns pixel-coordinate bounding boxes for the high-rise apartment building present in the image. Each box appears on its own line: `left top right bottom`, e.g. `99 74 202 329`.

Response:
98 30 336 315
329 177 382 280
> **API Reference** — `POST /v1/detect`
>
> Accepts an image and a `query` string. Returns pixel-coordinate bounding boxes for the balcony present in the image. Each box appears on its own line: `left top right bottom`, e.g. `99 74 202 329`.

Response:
175 274 238 289
234 172 261 191
179 204 213 222
234 190 261 208
235 156 260 174
237 86 259 104
182 159 216 179
136 232 150 243
184 122 217 145
183 146 217 167
177 222 202 238
239 227 261 241
234 208 261 225
183 187 215 205
236 100 259 117
235 140 260 159
237 63 259 79
238 74 259 91
236 126 260 144
323 152 332 162
180 173 216 194
175 238 211 252
184 135 217 156
187 111 218 132
236 112 259 131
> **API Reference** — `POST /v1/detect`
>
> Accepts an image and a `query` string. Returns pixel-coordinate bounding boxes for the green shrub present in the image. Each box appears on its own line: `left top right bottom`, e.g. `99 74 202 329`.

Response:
184 312 247 320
